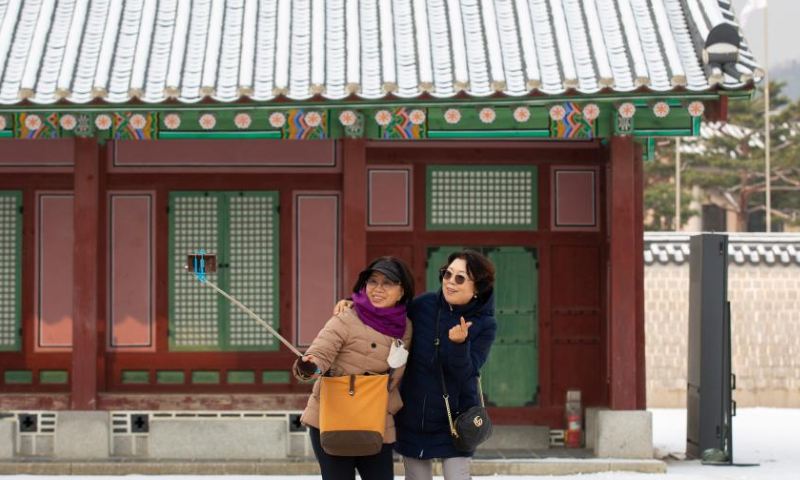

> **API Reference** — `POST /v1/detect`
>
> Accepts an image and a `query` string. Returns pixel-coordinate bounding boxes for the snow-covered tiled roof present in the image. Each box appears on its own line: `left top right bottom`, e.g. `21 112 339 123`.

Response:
644 233 800 266
0 0 762 106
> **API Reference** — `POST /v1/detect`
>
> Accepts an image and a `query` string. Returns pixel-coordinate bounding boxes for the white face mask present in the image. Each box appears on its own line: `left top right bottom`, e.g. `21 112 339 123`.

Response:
387 339 409 369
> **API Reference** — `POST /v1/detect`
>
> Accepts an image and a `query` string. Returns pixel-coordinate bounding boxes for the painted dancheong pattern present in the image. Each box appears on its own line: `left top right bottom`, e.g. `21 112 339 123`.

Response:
0 0 761 105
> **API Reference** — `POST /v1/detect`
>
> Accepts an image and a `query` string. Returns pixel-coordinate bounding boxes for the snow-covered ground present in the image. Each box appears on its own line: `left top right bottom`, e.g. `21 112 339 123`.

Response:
646 408 798 480
14 408 798 479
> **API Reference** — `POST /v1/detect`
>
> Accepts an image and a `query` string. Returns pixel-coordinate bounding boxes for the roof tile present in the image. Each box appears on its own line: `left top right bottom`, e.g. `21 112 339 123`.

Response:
645 233 800 267
0 0 762 105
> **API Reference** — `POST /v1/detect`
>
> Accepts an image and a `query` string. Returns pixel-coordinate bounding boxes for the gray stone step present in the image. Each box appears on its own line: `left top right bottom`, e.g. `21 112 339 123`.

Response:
0 459 667 476
477 425 551 451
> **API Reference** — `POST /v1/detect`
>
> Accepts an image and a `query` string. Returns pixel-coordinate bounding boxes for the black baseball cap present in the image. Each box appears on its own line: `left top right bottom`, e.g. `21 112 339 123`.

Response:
365 259 402 283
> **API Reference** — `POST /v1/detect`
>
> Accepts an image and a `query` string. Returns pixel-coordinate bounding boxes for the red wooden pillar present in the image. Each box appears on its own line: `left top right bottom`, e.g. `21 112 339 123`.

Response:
634 142 646 409
341 139 367 294
71 137 100 409
608 135 642 410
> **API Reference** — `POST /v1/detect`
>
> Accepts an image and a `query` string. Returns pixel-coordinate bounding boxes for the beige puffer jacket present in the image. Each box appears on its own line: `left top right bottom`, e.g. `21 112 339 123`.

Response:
293 307 413 444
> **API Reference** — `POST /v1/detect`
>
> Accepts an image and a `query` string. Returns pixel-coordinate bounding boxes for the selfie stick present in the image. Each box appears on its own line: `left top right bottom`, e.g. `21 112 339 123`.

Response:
187 251 303 358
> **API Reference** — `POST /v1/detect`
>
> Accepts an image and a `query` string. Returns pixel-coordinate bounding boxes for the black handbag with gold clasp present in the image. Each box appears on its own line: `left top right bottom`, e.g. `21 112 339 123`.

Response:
435 310 493 452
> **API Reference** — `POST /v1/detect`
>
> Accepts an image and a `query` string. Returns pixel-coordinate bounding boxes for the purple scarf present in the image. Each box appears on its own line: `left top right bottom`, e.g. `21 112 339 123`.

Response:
352 289 407 339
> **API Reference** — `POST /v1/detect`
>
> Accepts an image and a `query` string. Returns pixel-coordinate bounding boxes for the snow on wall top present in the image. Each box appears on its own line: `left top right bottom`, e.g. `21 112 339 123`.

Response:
645 233 800 266
0 0 763 105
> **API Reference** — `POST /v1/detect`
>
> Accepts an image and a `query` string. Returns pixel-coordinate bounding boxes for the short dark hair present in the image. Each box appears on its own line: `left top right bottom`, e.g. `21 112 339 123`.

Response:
353 256 416 305
441 249 496 296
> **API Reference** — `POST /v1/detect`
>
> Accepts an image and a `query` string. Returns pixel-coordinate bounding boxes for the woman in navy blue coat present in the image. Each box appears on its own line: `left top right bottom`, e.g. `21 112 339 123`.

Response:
395 249 497 480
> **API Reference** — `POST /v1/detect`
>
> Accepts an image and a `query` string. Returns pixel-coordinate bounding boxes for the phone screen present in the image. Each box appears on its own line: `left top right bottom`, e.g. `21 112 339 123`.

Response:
186 254 217 274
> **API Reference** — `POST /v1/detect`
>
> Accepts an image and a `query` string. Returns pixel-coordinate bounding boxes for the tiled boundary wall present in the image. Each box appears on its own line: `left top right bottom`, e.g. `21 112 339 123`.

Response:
645 233 800 408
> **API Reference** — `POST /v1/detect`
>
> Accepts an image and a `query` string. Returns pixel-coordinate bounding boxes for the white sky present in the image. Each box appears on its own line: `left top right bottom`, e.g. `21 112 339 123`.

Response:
731 0 797 68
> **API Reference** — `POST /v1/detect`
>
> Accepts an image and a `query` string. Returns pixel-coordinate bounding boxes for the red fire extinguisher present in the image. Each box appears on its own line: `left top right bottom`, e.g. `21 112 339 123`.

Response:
565 390 583 447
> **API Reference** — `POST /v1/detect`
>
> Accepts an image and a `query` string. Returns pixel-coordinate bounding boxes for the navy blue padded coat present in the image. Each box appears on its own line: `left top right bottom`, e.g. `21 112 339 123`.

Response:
394 289 497 459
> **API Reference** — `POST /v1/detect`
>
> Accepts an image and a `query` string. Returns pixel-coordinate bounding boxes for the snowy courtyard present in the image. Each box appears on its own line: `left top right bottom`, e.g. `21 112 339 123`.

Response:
646 408 796 480
9 408 795 479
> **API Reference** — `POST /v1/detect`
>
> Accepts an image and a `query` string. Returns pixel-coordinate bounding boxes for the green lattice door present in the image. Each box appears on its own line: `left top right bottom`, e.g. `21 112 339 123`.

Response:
427 246 539 407
0 192 21 352
169 192 280 352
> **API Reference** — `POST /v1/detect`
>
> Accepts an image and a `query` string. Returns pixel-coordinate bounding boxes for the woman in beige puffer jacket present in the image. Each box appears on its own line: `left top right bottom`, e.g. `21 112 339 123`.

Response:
293 256 414 480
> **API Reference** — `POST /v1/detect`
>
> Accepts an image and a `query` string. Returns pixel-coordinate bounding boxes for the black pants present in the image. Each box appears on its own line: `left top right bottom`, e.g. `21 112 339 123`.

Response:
309 427 394 480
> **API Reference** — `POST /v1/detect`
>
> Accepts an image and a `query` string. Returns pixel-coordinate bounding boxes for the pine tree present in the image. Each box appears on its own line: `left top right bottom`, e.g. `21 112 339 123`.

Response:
643 139 693 231
645 81 800 231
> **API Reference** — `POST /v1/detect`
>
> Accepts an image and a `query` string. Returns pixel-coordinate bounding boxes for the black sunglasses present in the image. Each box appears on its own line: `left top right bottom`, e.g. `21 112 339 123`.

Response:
440 268 471 285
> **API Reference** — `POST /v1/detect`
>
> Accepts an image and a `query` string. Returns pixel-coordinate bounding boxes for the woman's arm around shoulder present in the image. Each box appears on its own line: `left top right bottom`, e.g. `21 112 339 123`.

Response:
402 317 413 348
386 318 413 403
407 291 436 320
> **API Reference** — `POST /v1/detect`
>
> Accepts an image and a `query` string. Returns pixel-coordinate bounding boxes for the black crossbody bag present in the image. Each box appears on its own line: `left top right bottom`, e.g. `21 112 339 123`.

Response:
435 310 493 452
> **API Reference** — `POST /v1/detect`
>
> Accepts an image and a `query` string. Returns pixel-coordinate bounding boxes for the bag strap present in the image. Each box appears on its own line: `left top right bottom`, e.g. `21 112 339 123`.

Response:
434 309 459 438
477 374 486 408
435 309 487 439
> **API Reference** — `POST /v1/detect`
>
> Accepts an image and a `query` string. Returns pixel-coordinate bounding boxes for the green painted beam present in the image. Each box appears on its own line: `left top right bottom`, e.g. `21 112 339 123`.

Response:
262 371 290 384
121 371 150 384
633 129 694 137
4 370 33 384
227 371 256 385
159 131 282 139
426 106 550 131
191 371 221 384
0 99 731 141
634 107 693 130
637 138 656 162
39 370 69 385
692 116 701 136
156 371 185 385
428 130 551 139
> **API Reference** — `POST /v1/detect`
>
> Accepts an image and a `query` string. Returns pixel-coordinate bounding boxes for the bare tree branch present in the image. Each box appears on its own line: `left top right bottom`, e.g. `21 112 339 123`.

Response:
747 205 795 219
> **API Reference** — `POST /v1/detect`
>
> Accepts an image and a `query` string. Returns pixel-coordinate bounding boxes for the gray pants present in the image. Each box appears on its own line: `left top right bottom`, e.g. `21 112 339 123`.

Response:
402 456 471 480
